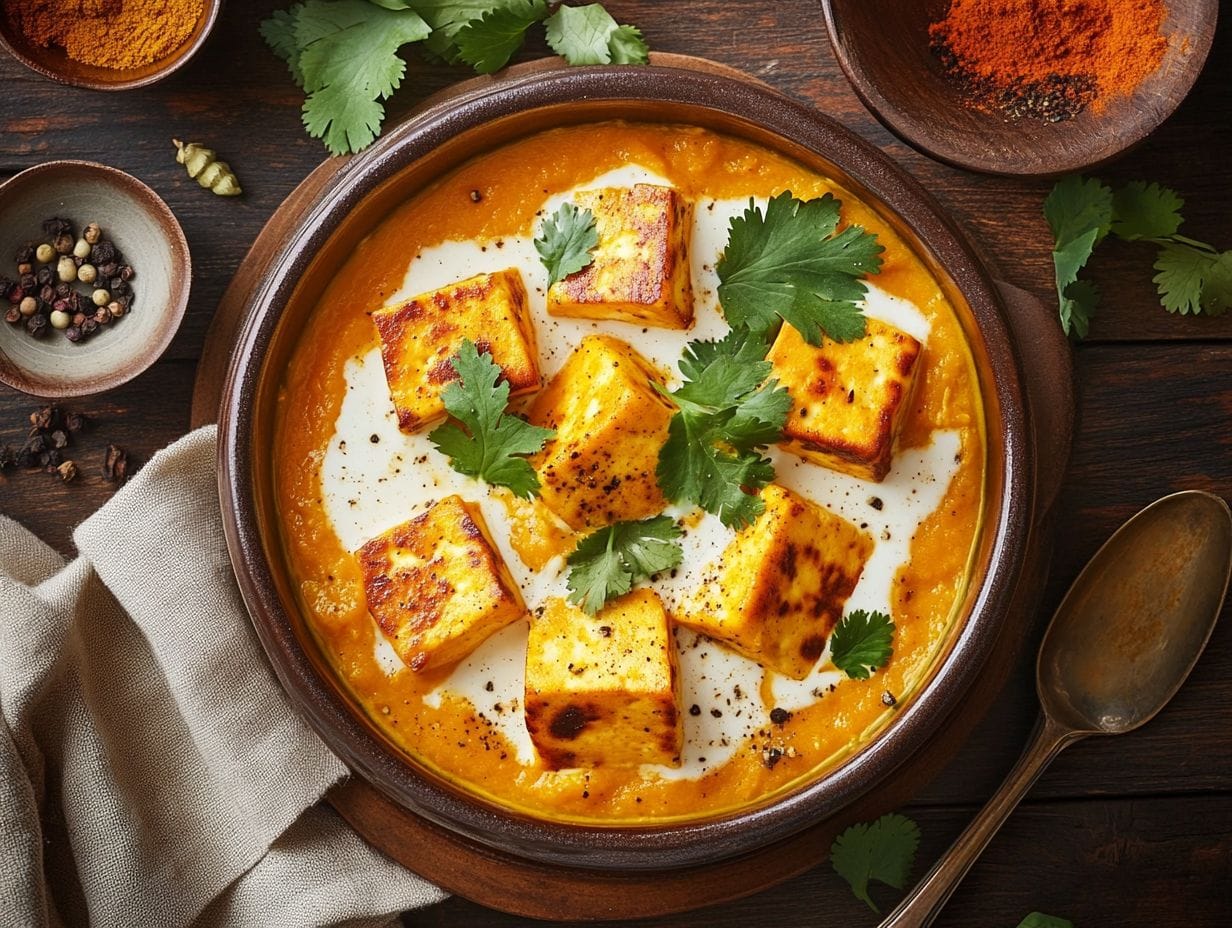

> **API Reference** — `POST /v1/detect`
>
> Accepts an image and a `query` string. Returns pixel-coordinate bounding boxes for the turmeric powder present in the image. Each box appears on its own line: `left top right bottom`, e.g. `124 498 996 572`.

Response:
6 0 205 71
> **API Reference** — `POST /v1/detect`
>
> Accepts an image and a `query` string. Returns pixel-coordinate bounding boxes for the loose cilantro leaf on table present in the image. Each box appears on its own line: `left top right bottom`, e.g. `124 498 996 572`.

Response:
1017 915 1075 928
716 191 883 346
1045 175 1231 335
262 1 649 155
656 328 791 529
829 609 894 679
1043 175 1113 339
830 813 921 913
428 340 555 498
455 0 547 74
545 3 649 65
535 203 599 285
566 516 684 614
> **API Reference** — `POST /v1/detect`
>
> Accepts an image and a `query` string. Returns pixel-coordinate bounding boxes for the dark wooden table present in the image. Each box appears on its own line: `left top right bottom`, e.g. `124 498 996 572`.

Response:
2 3 1229 925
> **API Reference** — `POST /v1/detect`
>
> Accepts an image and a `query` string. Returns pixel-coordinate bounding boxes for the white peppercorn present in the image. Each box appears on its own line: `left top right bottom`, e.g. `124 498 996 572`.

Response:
57 256 77 283
91 288 110 307
49 309 71 329
35 243 55 264
78 264 97 284
19 296 37 317
72 238 91 259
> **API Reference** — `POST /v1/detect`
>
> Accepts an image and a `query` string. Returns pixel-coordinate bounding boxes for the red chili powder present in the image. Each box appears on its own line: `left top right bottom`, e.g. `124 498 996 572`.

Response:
929 0 1169 120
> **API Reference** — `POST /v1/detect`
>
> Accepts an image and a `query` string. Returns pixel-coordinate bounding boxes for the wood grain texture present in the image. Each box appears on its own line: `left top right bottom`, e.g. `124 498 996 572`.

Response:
0 1 1228 925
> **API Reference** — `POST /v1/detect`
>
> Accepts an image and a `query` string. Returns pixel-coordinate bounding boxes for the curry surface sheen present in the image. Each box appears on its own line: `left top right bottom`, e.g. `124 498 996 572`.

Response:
272 122 986 824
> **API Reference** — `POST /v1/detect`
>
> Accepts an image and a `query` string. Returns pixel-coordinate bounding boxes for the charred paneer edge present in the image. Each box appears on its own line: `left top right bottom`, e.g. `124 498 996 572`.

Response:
547 184 694 329
356 495 526 671
768 318 922 482
678 484 873 680
372 269 540 433
528 334 675 531
525 590 682 769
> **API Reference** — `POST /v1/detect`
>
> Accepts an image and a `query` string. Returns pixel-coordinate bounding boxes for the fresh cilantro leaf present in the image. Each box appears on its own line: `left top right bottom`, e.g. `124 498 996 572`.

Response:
1204 251 1232 315
566 516 683 614
428 340 555 498
716 192 882 346
367 0 415 8
545 3 618 64
1045 175 1113 248
535 203 599 285
607 24 650 64
1111 181 1184 241
1059 279 1099 340
405 0 502 62
656 328 791 529
1017 915 1075 928
454 0 546 74
1044 176 1113 337
1153 243 1219 316
830 609 894 679
289 0 431 155
830 813 921 913
260 5 306 87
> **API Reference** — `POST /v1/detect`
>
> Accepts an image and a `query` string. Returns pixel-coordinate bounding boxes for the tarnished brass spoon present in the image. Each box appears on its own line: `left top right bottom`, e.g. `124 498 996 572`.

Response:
882 490 1232 928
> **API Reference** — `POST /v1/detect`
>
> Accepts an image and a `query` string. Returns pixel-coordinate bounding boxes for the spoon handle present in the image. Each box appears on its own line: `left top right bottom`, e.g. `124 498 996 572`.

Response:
879 714 1079 928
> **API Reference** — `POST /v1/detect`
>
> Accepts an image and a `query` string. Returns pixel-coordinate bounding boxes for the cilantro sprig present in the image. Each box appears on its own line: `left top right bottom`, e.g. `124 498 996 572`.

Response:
428 340 554 498
535 203 599 285
1018 915 1075 928
565 516 684 614
263 1 649 156
716 191 884 346
1045 175 1231 337
655 328 792 529
830 813 921 913
829 609 895 680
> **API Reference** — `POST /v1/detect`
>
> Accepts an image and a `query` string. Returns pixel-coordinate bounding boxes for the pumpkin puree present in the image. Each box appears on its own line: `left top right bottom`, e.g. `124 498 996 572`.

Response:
273 123 986 824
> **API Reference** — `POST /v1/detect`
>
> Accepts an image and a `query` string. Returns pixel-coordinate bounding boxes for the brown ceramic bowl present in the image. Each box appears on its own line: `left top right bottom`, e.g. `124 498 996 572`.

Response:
820 0 1217 176
0 161 190 398
0 0 222 91
218 62 1033 871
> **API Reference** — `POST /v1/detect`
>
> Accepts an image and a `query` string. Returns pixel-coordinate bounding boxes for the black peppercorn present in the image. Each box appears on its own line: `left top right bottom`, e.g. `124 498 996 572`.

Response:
26 314 48 337
119 265 135 282
98 262 118 280
19 272 36 291
91 241 117 265
4 307 20 324
81 318 99 335
14 244 35 264
65 325 83 343
35 266 53 287
42 217 71 239
54 281 71 299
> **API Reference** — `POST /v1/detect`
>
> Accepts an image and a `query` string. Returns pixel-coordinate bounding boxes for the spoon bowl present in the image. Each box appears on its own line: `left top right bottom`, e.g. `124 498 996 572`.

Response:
883 490 1232 927
1040 491 1232 735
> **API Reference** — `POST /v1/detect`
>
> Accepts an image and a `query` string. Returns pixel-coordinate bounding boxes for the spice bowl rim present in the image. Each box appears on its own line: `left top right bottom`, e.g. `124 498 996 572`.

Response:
0 159 191 399
0 0 224 91
217 60 1038 872
818 0 1219 177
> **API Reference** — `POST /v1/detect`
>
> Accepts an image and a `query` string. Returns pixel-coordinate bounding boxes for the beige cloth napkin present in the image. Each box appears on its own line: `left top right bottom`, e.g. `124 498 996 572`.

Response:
0 426 447 928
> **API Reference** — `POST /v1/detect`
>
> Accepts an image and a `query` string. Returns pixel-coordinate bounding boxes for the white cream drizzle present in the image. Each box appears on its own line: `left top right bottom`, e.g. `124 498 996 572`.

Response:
319 168 961 781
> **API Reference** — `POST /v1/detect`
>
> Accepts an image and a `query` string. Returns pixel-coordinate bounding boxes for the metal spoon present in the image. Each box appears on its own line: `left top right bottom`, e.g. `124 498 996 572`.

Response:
881 490 1232 928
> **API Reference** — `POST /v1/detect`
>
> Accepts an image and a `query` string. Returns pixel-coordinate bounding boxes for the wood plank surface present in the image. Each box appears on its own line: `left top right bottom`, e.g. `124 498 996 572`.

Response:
1 1 1228 925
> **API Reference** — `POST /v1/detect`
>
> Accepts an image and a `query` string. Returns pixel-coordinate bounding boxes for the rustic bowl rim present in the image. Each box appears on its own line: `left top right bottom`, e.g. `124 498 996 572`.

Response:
0 159 191 398
818 0 1218 177
0 0 223 91
218 62 1033 870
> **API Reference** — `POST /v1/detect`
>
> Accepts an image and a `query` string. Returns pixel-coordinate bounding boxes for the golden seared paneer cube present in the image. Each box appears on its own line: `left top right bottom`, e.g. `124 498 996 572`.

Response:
372 269 540 433
678 485 872 680
524 591 682 769
356 495 526 672
528 335 674 530
768 318 922 482
547 184 694 329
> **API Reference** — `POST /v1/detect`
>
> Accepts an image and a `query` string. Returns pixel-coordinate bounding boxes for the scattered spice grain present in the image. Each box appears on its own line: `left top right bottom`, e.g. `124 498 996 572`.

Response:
5 0 205 71
929 0 1168 122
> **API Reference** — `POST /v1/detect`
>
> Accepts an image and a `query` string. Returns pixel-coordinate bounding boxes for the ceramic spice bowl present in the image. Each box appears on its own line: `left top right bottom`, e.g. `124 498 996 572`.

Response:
0 0 223 91
819 0 1218 176
0 161 190 398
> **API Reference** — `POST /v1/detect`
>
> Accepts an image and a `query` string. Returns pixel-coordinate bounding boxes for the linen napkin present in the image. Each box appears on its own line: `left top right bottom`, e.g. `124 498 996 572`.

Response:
0 425 447 928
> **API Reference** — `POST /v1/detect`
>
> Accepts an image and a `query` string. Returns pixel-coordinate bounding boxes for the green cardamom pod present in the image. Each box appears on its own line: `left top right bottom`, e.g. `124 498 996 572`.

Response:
173 139 242 197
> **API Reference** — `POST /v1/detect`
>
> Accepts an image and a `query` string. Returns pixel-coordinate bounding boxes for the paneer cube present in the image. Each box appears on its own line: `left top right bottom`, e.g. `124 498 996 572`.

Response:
524 590 682 769
547 184 694 329
528 335 674 530
677 485 872 679
768 318 922 482
372 269 540 433
356 495 526 672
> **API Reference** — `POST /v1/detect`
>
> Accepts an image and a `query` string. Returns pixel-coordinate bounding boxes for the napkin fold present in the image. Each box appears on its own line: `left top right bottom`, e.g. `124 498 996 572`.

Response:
0 426 447 927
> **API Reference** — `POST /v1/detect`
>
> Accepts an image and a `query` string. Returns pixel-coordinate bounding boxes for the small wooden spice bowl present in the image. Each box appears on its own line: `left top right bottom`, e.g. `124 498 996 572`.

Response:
0 0 222 91
0 161 190 398
819 0 1217 176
